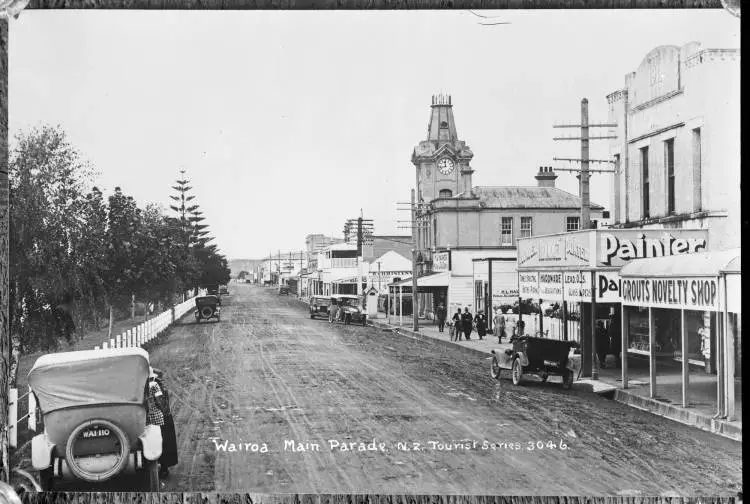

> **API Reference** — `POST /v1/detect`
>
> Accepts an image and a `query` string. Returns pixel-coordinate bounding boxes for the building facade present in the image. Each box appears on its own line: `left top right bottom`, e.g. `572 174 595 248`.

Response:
606 43 740 250
395 94 605 320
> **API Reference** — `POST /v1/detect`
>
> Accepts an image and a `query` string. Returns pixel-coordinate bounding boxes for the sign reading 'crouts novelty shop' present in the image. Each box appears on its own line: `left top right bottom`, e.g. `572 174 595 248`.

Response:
621 277 719 310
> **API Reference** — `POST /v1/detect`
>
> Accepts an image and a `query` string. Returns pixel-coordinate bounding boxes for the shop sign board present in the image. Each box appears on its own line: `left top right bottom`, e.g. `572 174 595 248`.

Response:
492 267 518 303
519 271 539 298
517 232 593 269
433 251 451 272
596 271 623 302
563 271 592 302
597 230 708 267
620 276 719 311
538 272 564 301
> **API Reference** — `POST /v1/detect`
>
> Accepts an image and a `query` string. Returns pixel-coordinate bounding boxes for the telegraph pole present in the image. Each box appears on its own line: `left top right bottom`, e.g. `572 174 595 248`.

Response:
357 210 363 298
553 98 617 380
410 190 419 331
553 98 617 230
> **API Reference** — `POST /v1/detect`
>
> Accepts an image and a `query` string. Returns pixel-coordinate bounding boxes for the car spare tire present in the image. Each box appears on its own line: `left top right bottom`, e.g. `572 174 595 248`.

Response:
65 419 130 482
200 306 214 319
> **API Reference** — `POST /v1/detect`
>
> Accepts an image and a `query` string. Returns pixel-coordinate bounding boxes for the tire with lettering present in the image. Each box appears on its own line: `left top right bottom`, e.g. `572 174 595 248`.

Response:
65 419 130 482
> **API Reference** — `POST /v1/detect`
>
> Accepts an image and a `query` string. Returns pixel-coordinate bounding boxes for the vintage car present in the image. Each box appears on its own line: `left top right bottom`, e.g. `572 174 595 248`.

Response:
490 335 580 390
328 295 367 326
194 295 221 323
278 285 290 296
308 296 331 319
219 285 229 295
28 347 162 491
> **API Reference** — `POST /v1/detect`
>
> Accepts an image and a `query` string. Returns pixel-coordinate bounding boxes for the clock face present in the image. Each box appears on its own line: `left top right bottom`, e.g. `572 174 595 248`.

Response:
437 158 455 175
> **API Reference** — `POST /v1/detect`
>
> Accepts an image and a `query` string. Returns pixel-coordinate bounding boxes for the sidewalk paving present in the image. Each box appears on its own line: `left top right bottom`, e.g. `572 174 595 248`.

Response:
369 314 742 442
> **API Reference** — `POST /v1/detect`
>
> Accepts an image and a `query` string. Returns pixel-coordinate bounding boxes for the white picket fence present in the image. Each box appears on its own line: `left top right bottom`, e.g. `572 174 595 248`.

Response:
7 290 206 449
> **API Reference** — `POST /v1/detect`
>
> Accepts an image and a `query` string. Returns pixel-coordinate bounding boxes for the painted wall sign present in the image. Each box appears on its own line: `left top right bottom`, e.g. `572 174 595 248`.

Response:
596 271 623 302
492 269 518 302
621 276 719 310
519 272 539 298
598 231 707 266
517 233 592 269
538 272 564 301
563 271 592 302
433 251 451 272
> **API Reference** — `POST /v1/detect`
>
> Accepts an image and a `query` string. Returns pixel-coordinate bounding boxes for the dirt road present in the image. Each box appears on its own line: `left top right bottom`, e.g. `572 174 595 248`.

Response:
140 283 741 495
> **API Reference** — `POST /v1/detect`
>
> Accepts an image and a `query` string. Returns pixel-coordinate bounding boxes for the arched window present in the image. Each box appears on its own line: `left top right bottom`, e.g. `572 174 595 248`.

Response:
439 189 452 199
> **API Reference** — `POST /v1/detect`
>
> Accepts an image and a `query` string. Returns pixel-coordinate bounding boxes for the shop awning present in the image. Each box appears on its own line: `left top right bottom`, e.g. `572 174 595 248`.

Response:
619 248 741 278
389 271 450 289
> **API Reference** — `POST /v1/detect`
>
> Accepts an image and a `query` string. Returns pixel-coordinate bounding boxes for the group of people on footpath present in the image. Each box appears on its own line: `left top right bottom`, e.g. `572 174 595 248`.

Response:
435 304 488 341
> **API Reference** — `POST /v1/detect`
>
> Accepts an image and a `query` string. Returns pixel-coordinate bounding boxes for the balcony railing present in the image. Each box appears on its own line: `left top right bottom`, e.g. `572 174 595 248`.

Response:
330 258 358 268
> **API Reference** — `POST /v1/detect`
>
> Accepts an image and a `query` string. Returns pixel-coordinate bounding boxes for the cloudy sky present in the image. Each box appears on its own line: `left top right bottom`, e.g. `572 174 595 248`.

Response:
9 9 740 259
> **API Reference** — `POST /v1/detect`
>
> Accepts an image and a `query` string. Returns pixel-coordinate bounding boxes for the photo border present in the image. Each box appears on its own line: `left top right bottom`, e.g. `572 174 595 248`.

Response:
0 2 738 503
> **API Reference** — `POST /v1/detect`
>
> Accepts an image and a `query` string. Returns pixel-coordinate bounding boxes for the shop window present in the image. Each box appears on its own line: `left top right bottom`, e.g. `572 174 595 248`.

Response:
665 138 675 214
520 217 532 238
500 217 513 245
641 146 650 218
692 128 702 212
566 216 579 232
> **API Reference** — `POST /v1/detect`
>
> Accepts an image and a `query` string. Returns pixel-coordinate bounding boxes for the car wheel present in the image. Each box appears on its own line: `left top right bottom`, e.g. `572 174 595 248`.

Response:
65 419 130 483
143 459 160 491
200 307 214 319
511 358 523 386
490 355 502 380
562 369 574 390
39 467 54 491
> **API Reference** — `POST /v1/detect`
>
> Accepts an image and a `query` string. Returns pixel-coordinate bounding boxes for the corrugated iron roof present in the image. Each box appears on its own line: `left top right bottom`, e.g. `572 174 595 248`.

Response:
470 186 605 210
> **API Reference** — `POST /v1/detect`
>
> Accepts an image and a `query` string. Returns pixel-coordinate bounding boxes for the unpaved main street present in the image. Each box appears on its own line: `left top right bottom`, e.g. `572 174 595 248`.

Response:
147 283 741 495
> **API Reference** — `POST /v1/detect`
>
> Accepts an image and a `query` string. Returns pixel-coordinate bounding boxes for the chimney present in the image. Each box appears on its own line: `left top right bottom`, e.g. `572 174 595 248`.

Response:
535 166 558 188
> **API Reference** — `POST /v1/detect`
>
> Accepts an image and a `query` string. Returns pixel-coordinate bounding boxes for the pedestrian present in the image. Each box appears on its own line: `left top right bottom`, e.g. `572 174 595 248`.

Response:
452 309 463 341
496 310 507 344
436 303 447 333
474 310 487 339
148 367 178 477
461 307 473 340
595 320 609 369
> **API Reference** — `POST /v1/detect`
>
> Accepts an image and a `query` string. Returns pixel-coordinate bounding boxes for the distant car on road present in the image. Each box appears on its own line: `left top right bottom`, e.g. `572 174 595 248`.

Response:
328 295 366 326
309 296 331 319
219 285 229 295
278 285 290 296
194 296 221 323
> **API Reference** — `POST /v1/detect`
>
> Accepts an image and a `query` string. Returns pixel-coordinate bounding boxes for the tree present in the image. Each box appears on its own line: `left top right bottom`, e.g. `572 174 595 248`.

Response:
9 125 97 356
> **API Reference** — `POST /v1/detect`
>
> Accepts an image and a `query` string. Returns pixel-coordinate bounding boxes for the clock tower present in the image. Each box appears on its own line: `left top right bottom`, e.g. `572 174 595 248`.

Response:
411 94 475 202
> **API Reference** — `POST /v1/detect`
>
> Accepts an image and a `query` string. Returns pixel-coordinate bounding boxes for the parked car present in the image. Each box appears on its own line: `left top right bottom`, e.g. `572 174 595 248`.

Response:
219 285 229 295
278 285 290 296
28 347 162 490
309 296 331 319
194 295 221 323
328 295 367 326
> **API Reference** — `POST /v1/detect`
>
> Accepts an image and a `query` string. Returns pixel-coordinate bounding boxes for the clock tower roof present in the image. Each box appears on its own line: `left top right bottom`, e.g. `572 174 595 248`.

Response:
427 94 458 145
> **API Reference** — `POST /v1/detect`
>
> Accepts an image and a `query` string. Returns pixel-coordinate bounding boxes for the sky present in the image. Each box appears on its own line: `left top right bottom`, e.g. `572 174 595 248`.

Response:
9 9 740 260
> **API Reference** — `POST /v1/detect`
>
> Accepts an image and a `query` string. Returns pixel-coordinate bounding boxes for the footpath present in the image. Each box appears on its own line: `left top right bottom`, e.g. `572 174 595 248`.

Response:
365 314 741 443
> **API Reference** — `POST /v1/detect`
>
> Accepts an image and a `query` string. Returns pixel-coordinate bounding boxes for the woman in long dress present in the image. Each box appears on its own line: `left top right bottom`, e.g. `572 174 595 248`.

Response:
152 368 178 477
474 311 487 339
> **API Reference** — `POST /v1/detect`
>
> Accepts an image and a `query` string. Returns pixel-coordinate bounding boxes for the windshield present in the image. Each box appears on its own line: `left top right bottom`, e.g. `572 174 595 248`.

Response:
340 298 360 307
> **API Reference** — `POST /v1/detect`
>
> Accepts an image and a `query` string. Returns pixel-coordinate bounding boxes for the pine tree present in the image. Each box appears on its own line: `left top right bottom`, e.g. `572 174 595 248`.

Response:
169 169 212 248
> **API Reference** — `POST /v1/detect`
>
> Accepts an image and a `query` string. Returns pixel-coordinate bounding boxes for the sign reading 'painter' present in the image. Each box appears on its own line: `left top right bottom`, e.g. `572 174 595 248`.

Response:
621 277 719 310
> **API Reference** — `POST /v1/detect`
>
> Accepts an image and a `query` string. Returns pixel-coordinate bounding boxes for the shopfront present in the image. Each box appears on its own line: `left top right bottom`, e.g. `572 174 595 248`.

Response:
472 258 518 332
619 248 741 421
516 228 710 378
